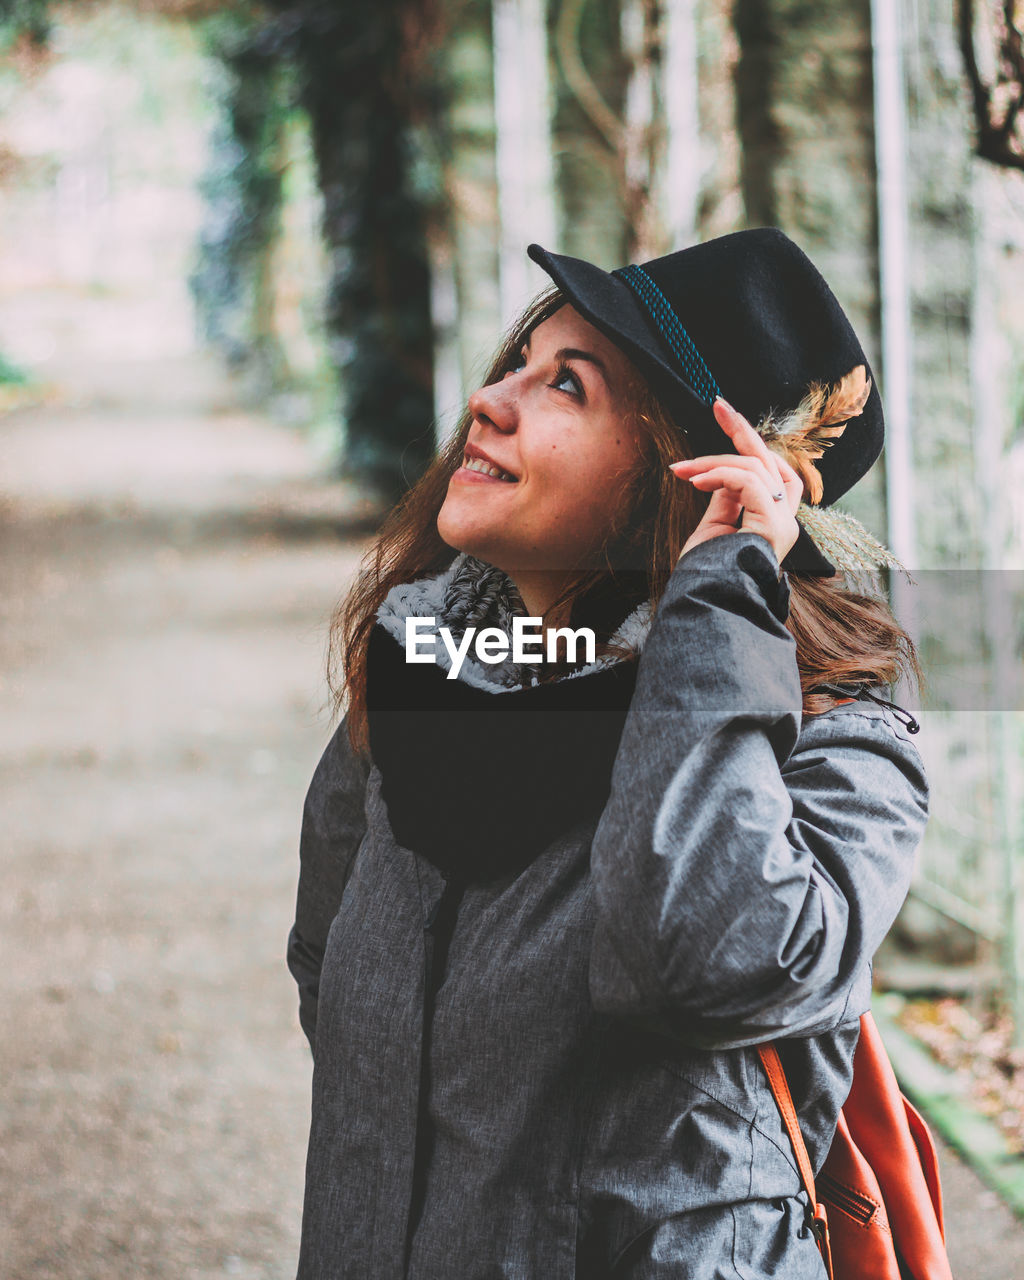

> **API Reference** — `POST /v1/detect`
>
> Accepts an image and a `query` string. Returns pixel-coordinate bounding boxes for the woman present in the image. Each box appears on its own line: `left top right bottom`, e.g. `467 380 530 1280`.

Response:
287 228 929 1279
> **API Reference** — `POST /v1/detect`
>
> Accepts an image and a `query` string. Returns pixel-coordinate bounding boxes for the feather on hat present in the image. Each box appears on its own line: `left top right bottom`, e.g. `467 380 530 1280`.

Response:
754 364 913 580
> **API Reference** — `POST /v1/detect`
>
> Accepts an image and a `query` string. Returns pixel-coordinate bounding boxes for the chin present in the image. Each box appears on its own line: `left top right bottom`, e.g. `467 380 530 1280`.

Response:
438 518 516 577
437 508 486 560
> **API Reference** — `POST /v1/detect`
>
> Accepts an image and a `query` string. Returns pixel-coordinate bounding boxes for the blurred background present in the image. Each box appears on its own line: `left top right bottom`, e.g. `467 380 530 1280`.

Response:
0 1 1023 1277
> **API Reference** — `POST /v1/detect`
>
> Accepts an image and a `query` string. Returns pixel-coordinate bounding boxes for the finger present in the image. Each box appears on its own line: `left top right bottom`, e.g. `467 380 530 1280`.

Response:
782 470 803 513
686 465 792 519
670 454 778 474
670 452 783 497
712 397 786 486
699 481 745 528
711 396 771 455
688 466 800 562
710 399 790 507
757 449 805 511
775 454 807 511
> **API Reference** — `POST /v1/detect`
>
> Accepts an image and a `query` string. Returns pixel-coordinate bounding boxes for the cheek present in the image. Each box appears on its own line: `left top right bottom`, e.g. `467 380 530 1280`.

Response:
571 432 642 498
545 422 636 480
545 438 642 533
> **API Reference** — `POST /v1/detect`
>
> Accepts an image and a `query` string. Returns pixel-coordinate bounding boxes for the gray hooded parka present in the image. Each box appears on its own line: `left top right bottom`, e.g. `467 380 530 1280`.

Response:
287 530 930 1280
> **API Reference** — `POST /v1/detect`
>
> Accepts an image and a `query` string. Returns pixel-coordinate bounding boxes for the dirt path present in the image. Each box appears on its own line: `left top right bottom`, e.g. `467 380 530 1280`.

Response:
1 353 1021 1278
0 355 375 1280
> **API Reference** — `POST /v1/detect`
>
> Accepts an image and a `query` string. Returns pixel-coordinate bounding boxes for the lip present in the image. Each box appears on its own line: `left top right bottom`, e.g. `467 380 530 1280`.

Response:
455 442 519 483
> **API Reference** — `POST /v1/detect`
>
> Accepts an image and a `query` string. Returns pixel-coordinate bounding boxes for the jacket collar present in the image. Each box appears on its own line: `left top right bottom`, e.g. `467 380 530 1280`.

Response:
375 552 653 692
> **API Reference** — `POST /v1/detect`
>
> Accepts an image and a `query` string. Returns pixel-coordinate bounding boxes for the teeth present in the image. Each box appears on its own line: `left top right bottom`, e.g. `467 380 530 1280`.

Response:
464 456 515 481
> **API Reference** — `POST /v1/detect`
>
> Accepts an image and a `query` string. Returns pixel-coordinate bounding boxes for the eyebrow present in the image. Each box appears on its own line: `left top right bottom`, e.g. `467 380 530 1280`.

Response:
522 333 610 389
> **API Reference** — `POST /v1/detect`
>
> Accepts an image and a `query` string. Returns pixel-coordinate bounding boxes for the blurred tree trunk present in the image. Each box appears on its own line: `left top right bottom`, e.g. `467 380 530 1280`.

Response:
958 0 1024 172
551 0 673 263
0 0 51 47
551 0 631 264
619 0 671 259
265 0 438 500
694 0 744 240
549 0 703 264
663 0 700 249
434 0 501 438
493 0 558 323
191 13 289 400
732 0 884 532
898 2 980 567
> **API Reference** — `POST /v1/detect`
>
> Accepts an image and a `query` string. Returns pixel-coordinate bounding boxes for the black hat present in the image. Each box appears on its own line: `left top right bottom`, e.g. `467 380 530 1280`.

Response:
527 228 889 578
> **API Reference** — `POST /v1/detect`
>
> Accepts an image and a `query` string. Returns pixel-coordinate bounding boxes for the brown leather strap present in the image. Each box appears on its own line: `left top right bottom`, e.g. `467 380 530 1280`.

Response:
757 1045 835 1279
757 1044 818 1205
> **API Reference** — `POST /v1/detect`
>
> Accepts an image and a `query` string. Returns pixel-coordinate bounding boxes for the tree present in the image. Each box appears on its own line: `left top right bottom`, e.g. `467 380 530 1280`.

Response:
0 0 51 48
959 0 1024 171
262 0 439 501
190 8 290 396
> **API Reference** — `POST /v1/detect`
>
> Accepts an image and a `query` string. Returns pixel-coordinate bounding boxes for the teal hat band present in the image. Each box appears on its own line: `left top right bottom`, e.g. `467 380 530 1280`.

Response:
612 264 723 406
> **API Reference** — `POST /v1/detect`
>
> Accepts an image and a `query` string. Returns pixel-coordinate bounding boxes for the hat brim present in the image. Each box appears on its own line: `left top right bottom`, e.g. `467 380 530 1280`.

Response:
785 519 837 577
527 243 837 578
527 244 715 436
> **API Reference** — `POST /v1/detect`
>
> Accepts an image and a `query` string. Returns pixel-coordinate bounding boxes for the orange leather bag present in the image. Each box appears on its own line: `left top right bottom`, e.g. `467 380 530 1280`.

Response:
758 1011 954 1280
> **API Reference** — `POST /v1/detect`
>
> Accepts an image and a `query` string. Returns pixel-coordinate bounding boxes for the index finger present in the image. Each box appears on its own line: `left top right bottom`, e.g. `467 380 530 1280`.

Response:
712 396 800 503
711 397 780 472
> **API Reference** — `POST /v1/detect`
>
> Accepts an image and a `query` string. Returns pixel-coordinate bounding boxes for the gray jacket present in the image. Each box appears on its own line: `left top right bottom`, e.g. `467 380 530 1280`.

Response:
287 531 930 1280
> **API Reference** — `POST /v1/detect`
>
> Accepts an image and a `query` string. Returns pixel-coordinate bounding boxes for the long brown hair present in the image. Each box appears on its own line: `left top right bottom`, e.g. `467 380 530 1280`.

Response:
329 287 922 754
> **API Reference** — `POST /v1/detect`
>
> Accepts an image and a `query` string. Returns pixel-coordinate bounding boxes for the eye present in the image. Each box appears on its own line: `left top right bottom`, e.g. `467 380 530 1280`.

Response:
550 361 584 399
503 348 527 378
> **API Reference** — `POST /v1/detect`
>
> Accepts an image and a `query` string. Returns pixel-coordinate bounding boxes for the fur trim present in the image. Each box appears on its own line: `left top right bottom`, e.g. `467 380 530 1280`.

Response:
376 554 651 693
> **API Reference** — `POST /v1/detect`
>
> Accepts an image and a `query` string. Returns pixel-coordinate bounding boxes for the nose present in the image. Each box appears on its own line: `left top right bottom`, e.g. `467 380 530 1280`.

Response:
467 376 517 434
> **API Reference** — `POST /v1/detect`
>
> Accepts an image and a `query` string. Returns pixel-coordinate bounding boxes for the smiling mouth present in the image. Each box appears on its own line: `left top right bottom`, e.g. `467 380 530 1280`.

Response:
462 454 518 482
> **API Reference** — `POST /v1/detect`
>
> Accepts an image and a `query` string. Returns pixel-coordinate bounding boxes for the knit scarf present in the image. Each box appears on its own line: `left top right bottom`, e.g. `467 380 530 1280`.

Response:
366 555 651 886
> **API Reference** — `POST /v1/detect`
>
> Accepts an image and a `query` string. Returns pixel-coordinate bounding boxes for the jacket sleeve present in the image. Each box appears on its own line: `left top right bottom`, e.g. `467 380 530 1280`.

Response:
588 530 930 1050
287 714 371 1055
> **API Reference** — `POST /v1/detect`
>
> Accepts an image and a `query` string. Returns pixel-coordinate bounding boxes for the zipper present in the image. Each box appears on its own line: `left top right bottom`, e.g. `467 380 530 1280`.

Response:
403 873 467 1275
818 1170 883 1227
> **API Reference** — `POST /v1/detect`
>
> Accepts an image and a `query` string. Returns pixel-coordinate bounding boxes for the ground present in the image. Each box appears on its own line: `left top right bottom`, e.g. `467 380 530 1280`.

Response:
1 352 1022 1278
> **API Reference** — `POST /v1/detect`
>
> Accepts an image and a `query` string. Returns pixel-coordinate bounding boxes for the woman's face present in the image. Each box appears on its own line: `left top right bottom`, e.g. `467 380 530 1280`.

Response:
436 305 645 580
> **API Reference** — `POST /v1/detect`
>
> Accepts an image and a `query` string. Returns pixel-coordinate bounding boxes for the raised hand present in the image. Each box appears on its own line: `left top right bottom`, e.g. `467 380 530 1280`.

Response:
670 397 803 570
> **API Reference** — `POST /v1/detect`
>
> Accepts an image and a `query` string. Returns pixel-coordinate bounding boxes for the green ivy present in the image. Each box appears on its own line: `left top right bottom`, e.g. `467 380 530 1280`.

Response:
0 0 52 52
190 7 289 395
261 0 437 498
